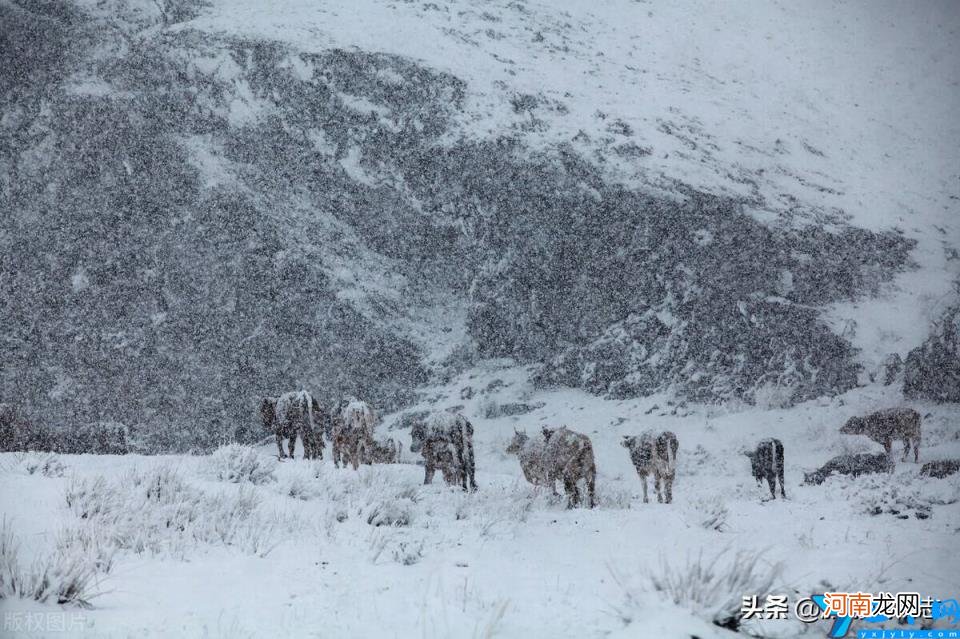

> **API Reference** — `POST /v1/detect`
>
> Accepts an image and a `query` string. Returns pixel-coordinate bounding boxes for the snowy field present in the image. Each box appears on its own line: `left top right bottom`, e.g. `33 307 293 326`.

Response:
2 364 958 638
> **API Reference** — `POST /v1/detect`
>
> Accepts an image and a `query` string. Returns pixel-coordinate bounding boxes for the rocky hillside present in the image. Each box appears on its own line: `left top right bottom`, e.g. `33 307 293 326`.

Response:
1 0 955 450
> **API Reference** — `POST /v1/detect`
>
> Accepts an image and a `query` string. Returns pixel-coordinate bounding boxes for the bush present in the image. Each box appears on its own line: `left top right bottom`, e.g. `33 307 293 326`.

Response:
365 498 414 527
61 422 129 455
751 381 795 409
853 472 959 520
210 444 277 484
478 396 500 419
11 452 67 477
685 495 729 531
0 519 100 608
280 470 322 501
0 405 58 453
643 548 782 631
0 408 129 455
64 465 282 558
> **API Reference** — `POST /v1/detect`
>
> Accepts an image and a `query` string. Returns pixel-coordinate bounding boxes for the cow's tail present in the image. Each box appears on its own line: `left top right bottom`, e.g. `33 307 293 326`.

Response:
770 439 778 481
306 393 315 433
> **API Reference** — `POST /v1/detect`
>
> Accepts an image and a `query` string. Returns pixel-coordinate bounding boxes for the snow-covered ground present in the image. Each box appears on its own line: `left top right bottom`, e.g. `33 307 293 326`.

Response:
2 364 958 637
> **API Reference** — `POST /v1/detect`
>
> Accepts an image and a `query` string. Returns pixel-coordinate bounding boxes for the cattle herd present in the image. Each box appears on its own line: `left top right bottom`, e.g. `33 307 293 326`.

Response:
258 392 951 509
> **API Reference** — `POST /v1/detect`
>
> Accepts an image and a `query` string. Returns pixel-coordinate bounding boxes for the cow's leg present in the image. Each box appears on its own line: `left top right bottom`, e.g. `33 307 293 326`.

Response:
767 475 776 499
655 472 664 503
914 433 920 463
350 442 360 471
454 441 468 492
563 476 579 508
640 472 649 503
664 475 673 504
778 464 786 499
423 459 436 485
332 438 341 468
276 433 287 459
466 439 477 492
883 439 892 459
587 473 596 509
901 437 910 462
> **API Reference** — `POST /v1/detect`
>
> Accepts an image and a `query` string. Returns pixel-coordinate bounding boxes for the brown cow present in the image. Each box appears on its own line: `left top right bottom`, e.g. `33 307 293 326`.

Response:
260 391 325 460
506 429 553 492
621 430 679 503
332 398 376 470
509 426 595 508
421 440 465 487
410 412 477 492
366 437 399 464
840 407 922 462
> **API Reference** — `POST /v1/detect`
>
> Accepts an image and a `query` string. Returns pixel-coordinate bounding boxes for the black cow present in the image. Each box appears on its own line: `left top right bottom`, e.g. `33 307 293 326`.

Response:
410 412 477 492
744 438 786 499
803 453 894 485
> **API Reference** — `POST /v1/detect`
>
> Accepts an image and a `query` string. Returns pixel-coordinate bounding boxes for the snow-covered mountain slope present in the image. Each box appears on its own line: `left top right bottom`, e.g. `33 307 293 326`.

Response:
184 0 960 366
3 0 957 446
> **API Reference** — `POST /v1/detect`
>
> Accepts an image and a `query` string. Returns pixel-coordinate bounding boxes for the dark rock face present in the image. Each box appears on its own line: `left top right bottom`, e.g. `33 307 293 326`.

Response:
1 0 918 450
904 304 960 403
3 5 437 450
879 353 903 386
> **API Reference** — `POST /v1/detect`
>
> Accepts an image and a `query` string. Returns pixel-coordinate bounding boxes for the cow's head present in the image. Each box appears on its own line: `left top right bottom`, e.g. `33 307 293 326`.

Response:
505 430 528 455
620 435 640 452
409 420 426 453
839 416 865 435
802 470 823 485
743 449 763 483
259 398 277 430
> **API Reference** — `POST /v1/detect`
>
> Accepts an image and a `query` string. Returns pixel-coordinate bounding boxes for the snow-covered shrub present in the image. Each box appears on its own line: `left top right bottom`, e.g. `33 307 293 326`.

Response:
365 498 415 527
64 465 281 558
751 381 795 409
853 472 960 519
392 540 424 565
210 444 277 484
280 470 322 501
12 452 67 477
368 531 423 565
479 396 500 419
643 549 782 631
56 527 115 575
62 421 129 455
595 483 633 510
64 475 119 522
0 519 100 608
681 443 732 477
685 495 729 531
